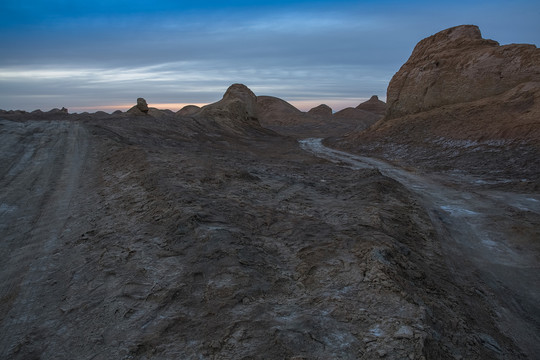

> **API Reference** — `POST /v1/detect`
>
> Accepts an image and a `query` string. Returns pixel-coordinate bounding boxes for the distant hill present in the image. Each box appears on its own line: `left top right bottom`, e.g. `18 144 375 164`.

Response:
256 96 384 138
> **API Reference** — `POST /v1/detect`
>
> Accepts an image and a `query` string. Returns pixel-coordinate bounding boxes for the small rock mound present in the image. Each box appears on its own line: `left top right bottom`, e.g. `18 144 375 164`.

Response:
308 104 332 118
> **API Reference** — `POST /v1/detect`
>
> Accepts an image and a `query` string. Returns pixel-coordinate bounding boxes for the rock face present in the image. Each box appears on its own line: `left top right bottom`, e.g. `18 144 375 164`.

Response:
307 104 332 117
385 25 540 120
356 95 386 115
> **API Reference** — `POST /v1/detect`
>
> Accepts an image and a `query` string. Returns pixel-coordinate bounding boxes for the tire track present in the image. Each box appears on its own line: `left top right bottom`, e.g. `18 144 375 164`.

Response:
0 120 89 357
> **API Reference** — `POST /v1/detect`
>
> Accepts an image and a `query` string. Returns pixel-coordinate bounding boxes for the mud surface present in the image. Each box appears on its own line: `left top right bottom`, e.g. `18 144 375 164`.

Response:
0 118 538 359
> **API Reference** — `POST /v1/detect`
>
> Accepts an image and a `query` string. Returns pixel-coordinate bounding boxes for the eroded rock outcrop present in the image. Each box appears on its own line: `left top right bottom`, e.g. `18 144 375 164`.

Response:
385 25 540 120
356 95 386 116
199 83 258 122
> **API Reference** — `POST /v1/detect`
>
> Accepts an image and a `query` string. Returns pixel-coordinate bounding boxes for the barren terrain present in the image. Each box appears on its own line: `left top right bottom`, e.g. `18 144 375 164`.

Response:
0 115 538 359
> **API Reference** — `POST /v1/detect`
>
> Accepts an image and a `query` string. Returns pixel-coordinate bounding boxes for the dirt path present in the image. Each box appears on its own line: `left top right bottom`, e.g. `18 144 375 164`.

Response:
0 120 90 356
300 138 540 357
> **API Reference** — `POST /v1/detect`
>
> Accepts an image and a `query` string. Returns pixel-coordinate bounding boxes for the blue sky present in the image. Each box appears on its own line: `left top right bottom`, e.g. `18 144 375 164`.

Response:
1 0 539 112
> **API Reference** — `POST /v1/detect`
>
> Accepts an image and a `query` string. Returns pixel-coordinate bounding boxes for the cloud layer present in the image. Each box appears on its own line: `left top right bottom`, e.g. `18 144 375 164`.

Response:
1 0 539 112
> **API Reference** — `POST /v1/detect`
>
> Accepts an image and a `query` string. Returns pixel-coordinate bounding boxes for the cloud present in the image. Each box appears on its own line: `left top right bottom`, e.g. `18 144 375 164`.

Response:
1 0 538 111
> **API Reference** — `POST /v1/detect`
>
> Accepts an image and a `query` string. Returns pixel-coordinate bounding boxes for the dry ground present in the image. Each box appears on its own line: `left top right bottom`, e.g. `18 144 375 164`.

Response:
0 116 538 359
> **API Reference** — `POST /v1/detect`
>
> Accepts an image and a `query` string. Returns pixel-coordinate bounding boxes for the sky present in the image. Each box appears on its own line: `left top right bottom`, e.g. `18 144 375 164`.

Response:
1 0 539 113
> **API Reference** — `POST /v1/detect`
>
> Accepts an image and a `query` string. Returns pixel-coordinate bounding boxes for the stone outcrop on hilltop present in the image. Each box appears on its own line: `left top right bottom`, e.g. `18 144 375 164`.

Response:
308 104 333 117
137 98 149 113
127 97 150 115
385 25 540 120
356 95 386 115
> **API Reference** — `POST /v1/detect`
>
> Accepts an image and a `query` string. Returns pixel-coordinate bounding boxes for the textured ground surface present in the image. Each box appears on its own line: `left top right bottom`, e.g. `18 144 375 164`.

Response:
0 117 538 359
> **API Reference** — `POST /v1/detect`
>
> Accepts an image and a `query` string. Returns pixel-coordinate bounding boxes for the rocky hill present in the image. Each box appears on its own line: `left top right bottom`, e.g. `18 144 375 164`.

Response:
331 25 540 185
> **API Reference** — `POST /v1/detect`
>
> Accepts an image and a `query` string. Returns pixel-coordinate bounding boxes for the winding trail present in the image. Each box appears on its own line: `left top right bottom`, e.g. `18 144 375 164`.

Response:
300 138 540 357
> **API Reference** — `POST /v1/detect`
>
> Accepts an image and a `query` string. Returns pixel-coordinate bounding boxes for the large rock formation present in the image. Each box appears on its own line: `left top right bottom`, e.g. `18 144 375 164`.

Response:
385 25 540 120
332 25 540 181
